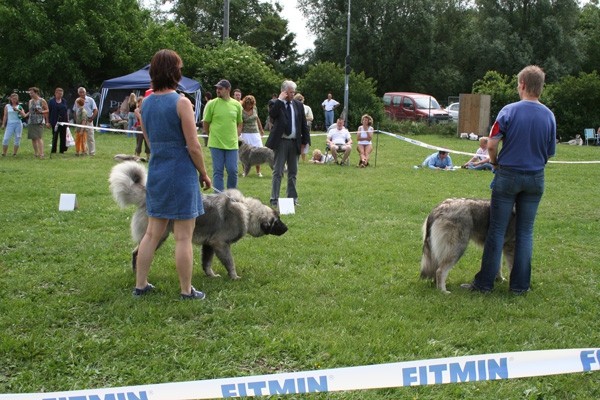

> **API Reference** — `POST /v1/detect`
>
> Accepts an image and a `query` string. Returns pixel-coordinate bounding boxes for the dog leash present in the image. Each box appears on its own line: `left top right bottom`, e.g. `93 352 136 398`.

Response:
210 187 237 202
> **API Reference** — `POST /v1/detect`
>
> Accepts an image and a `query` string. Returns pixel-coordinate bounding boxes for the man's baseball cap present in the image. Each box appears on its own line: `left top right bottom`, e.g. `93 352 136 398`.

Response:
214 79 231 89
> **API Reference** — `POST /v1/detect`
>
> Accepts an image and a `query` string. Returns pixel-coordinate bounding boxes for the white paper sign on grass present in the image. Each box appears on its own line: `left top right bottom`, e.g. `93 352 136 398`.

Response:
278 198 295 214
59 194 78 211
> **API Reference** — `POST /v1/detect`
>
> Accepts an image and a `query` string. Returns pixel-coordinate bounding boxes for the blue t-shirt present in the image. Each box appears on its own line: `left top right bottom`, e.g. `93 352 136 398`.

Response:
490 100 556 172
423 152 453 169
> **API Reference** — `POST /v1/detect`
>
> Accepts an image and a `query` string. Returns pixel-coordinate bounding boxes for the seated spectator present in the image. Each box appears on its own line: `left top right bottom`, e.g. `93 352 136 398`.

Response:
462 137 493 170
309 149 333 164
110 108 128 130
422 150 453 170
327 117 352 165
356 114 374 167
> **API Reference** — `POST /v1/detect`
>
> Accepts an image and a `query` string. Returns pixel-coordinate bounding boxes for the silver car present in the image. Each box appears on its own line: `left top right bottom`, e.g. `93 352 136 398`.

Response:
446 102 459 121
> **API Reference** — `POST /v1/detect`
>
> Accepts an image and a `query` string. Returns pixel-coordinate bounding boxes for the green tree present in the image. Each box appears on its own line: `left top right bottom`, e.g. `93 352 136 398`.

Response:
297 62 383 129
577 3 600 73
473 0 583 81
170 0 299 68
195 41 283 120
298 0 476 101
0 0 151 90
472 70 519 121
545 71 600 140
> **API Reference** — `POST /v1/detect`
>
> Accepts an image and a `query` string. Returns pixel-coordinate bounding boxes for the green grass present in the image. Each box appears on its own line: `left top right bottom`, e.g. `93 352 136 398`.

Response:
1 130 599 399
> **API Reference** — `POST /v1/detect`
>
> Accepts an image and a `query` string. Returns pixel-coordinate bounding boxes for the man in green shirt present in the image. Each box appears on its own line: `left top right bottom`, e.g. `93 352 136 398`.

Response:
203 79 243 192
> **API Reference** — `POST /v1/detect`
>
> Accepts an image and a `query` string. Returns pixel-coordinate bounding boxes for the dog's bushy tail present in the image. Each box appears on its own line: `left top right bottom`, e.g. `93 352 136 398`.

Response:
420 213 436 279
109 161 147 208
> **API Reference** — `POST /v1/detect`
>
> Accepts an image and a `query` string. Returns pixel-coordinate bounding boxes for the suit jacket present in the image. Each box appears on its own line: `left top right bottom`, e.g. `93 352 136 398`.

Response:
265 98 310 154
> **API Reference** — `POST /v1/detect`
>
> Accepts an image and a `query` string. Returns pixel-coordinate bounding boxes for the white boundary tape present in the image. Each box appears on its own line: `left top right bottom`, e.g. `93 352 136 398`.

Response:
379 129 600 164
1 348 598 400
59 123 600 163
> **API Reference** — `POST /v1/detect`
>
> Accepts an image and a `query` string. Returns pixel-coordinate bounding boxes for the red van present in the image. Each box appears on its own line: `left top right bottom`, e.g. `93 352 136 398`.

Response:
383 92 450 123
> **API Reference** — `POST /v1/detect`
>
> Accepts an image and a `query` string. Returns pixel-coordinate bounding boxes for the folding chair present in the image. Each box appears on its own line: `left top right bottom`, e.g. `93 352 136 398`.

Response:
584 128 596 145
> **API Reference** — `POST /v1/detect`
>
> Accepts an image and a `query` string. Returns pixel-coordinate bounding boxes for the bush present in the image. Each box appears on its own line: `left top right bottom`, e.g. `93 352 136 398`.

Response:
378 117 457 136
297 62 384 129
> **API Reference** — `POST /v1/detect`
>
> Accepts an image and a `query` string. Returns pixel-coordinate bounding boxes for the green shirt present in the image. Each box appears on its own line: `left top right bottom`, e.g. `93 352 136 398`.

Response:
203 98 242 150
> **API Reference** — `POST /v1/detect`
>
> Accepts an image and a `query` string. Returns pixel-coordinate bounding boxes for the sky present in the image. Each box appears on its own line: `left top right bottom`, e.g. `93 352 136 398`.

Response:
274 0 316 53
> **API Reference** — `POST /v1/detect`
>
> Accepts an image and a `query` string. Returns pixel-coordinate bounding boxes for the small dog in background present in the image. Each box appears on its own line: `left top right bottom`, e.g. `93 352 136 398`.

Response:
238 141 274 177
566 134 583 146
420 198 516 293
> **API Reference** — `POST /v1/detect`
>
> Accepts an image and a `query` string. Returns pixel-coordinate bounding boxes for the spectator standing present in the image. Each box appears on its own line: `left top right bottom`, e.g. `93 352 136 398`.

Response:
127 93 137 138
25 87 48 159
462 65 556 295
135 49 212 300
321 92 339 128
240 95 265 177
72 87 98 155
74 98 88 156
233 89 242 102
47 87 69 154
422 150 453 170
1 93 26 156
202 79 243 192
264 93 278 130
294 93 313 162
265 80 310 207
134 97 149 159
356 114 374 167
200 91 212 146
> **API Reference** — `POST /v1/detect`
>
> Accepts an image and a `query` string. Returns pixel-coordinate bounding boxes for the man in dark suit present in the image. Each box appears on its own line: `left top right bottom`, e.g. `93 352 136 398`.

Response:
265 80 310 207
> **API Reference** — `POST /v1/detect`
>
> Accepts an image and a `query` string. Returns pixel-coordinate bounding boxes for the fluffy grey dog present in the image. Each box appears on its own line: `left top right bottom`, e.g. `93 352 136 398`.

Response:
238 141 274 177
109 161 287 279
420 198 516 293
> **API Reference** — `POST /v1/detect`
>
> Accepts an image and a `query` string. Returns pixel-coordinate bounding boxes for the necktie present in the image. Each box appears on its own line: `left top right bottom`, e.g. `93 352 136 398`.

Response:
285 101 292 135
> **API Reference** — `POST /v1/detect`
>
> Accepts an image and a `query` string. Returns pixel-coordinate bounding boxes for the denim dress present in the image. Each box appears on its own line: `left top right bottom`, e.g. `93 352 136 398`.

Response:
141 92 203 220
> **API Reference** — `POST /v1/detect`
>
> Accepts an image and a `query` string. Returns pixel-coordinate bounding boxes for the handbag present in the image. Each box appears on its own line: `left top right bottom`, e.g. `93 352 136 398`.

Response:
65 127 75 147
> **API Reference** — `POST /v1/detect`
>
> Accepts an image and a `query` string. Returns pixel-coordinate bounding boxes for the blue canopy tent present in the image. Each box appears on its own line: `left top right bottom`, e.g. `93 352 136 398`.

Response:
98 65 202 125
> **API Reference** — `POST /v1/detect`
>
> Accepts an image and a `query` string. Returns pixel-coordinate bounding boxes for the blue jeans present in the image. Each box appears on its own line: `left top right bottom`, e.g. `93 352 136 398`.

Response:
467 162 493 171
210 147 238 192
324 110 334 127
474 168 545 292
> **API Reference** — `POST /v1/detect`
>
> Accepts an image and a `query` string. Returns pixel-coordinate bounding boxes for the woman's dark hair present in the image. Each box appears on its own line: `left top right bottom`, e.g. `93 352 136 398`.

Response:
149 49 182 91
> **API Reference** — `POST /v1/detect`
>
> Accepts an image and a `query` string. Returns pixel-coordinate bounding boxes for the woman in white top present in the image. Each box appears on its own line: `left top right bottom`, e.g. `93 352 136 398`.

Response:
240 95 265 176
356 114 374 167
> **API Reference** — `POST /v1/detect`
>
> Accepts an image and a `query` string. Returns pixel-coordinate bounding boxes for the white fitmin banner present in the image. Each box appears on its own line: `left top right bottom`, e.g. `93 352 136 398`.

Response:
1 348 598 400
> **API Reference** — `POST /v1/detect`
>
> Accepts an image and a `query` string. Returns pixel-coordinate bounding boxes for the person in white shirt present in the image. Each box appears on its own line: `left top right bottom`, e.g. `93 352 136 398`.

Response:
294 93 313 162
321 93 339 127
356 114 374 167
327 117 352 165
72 87 98 155
462 137 493 170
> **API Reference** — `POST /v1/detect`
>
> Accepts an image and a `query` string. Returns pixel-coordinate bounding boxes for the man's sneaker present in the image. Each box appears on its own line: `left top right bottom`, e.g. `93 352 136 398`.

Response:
133 283 155 297
270 199 278 208
460 282 491 293
181 286 206 300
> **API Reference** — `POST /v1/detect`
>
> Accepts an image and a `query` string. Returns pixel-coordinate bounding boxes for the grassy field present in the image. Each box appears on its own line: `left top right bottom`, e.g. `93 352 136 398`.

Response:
0 129 599 399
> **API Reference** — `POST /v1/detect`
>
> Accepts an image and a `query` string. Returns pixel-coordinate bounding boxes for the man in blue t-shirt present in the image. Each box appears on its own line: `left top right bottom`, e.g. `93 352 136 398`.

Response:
462 65 556 295
422 150 453 170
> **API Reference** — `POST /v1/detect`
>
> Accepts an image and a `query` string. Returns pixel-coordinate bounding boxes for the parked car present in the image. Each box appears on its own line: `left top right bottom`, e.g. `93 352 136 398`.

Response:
383 92 450 123
446 102 459 121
